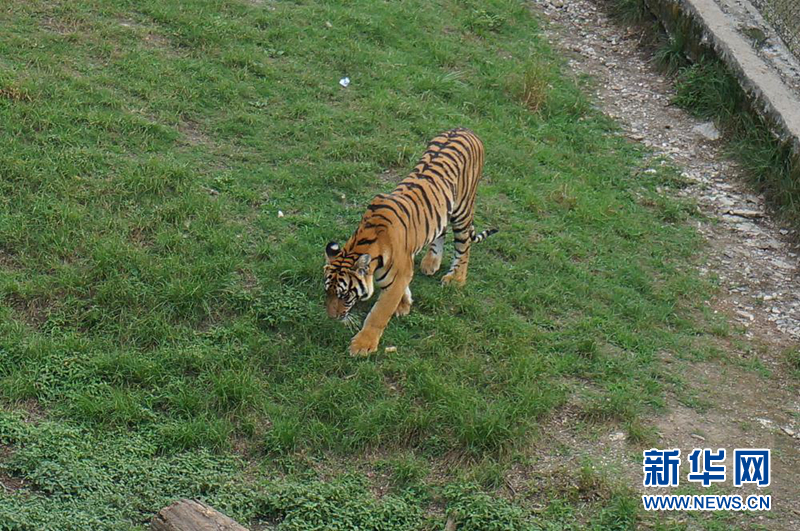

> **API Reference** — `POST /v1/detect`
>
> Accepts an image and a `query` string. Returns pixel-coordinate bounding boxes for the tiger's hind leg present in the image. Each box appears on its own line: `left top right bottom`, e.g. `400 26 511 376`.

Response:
420 234 445 276
442 223 474 287
394 286 413 316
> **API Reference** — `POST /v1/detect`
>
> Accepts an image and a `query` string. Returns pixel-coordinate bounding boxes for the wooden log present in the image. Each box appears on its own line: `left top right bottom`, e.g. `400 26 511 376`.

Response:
150 499 249 531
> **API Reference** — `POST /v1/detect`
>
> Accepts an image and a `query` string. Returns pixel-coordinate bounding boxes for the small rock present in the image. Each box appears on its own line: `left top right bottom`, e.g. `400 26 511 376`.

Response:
756 418 774 430
609 432 625 441
277 210 284 218
715 196 736 207
771 259 794 270
734 222 761 233
690 433 706 441
756 239 782 250
693 121 721 140
727 209 763 218
722 214 747 223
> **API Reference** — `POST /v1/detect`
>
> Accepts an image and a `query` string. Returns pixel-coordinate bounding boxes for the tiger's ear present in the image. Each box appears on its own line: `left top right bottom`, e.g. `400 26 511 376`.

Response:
325 241 340 264
353 253 371 275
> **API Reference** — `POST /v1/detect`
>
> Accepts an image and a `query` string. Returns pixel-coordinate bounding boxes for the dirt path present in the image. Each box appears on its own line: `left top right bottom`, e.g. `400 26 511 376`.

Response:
530 1 800 528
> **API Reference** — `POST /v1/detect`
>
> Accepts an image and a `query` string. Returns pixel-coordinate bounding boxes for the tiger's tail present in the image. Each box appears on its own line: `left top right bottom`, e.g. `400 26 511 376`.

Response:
471 228 498 243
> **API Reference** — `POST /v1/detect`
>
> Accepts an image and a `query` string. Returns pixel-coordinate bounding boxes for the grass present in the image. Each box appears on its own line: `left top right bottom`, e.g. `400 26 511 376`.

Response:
609 0 651 26
785 347 800 380
654 28 690 75
511 58 551 113
0 0 718 528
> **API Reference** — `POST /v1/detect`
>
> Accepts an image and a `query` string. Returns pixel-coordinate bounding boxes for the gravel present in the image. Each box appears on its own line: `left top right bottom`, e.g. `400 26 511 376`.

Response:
533 0 800 342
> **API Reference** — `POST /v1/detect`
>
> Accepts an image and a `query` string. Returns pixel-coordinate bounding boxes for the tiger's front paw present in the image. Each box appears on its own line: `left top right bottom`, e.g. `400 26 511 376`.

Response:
349 329 381 357
394 288 412 317
441 271 467 287
394 299 412 317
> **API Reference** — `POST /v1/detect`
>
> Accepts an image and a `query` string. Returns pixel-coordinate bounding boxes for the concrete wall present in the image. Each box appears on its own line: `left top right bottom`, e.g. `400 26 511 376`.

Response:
643 0 800 163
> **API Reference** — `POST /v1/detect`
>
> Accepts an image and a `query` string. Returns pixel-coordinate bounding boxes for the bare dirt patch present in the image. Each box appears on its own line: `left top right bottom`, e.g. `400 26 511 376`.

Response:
0 86 32 103
41 17 83 36
0 249 20 271
7 293 54 329
654 359 800 524
118 18 181 56
378 168 407 185
0 442 22 493
0 471 25 493
176 118 219 149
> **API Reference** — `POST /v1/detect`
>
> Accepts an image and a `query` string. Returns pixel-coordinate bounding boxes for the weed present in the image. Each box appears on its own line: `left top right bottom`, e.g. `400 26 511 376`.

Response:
784 347 800 379
655 29 691 75
443 483 530 531
673 61 742 122
375 453 429 494
615 0 800 227
465 10 507 36
512 58 551 113
466 457 506 490
609 0 650 25
625 419 658 446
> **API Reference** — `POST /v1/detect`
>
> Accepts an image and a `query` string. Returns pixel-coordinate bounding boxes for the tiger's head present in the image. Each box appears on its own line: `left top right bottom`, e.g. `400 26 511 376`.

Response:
323 241 374 320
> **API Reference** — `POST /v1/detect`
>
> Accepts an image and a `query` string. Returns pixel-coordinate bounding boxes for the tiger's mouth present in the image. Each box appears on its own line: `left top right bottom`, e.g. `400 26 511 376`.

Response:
326 293 353 320
339 311 359 330
336 302 356 320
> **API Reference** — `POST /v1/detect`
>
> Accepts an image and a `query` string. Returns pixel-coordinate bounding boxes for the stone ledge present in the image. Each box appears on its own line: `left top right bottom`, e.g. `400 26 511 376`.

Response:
644 0 800 159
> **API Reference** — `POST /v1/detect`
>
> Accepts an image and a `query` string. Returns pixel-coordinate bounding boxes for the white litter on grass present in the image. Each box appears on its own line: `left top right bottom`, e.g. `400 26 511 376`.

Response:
609 432 625 441
339 77 350 88
384 346 397 353
277 210 284 218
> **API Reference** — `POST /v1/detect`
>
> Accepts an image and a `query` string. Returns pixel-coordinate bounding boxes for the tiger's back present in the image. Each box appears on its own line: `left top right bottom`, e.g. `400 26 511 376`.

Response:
384 127 483 254
324 128 496 355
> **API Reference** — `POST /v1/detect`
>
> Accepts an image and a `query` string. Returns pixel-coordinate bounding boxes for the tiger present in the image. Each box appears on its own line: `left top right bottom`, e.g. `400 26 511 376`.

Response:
324 128 497 356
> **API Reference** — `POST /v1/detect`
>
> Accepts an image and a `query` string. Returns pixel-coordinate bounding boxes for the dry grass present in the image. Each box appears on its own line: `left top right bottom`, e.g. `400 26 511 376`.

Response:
514 60 550 113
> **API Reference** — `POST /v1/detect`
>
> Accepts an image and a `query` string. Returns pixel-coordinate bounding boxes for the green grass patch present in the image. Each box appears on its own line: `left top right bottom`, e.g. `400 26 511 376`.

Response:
609 0 651 25
0 0 715 527
784 347 800 380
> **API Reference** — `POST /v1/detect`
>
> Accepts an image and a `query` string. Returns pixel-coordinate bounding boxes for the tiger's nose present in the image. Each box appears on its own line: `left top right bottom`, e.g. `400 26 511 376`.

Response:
326 298 343 319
